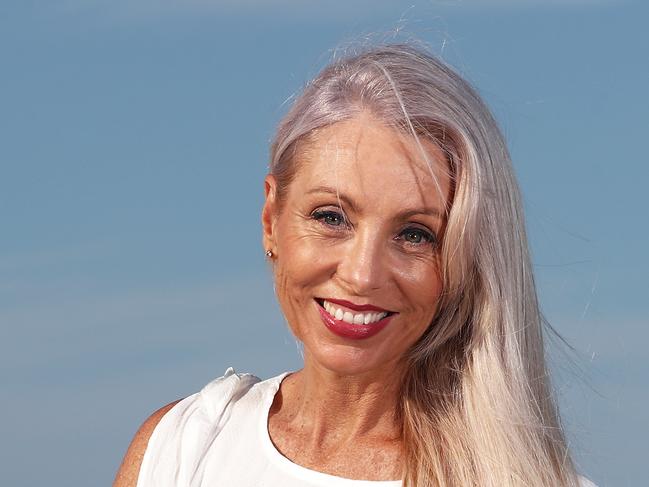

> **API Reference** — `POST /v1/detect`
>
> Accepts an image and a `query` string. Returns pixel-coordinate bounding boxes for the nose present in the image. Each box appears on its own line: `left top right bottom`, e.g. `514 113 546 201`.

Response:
335 226 387 295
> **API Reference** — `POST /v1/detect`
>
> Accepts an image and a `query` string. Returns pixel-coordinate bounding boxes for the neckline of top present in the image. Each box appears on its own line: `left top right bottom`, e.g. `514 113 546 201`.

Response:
257 372 403 486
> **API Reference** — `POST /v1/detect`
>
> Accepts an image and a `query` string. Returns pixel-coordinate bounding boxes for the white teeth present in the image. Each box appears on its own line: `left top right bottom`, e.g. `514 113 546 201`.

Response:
322 300 389 325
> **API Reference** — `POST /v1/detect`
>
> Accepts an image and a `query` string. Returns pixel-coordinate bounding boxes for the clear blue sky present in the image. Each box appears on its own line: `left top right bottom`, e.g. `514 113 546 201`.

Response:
1 1 646 485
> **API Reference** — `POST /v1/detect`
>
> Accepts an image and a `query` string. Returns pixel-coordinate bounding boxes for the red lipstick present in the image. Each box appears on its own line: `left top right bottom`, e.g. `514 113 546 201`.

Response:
323 297 392 313
316 301 394 340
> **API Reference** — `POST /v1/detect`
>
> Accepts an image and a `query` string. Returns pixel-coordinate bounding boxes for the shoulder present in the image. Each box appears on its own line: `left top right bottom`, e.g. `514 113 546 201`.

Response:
196 367 262 422
113 400 182 487
115 368 263 487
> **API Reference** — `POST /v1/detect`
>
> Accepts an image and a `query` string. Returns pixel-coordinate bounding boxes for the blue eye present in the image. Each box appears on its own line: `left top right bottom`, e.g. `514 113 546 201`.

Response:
312 209 347 227
399 227 437 246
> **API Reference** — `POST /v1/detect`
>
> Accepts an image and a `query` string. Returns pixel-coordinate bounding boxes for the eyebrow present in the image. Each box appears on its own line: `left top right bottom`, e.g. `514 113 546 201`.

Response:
306 185 444 220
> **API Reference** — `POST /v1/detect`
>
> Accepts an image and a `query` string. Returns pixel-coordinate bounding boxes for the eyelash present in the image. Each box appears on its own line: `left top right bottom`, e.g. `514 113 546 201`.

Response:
397 227 437 247
310 209 438 248
311 209 348 229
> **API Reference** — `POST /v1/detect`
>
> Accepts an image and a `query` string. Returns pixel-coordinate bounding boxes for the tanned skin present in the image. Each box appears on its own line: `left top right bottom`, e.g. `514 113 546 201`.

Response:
112 400 181 487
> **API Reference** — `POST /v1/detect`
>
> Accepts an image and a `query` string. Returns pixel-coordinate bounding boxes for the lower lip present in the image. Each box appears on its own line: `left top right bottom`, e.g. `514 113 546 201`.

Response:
316 303 394 340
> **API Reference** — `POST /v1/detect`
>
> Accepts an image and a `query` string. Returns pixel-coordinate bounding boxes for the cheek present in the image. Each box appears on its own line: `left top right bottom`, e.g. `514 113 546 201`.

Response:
272 265 304 340
275 218 332 284
277 239 325 286
396 262 444 316
272 232 331 340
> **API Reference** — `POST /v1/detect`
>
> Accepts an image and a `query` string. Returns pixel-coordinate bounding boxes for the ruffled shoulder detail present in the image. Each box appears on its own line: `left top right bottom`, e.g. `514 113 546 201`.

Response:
198 367 261 424
136 368 261 487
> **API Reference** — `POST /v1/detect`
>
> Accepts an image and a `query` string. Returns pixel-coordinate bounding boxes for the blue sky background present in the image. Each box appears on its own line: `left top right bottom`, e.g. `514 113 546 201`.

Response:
1 1 647 485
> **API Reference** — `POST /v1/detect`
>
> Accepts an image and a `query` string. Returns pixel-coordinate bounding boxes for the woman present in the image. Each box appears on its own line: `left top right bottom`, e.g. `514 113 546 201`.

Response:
114 44 594 486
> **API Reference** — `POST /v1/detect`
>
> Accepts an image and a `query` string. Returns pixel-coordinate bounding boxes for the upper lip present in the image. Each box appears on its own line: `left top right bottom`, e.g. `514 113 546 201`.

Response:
319 297 394 313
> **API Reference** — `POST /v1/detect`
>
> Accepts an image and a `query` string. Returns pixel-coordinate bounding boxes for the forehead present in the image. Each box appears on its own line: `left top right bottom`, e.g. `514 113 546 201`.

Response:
293 113 451 210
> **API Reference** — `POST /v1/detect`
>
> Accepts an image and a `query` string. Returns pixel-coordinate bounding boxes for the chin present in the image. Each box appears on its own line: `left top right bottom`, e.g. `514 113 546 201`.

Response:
304 341 396 377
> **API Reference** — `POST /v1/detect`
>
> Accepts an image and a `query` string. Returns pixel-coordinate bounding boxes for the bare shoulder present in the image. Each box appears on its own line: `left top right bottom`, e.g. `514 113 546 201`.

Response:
112 400 182 487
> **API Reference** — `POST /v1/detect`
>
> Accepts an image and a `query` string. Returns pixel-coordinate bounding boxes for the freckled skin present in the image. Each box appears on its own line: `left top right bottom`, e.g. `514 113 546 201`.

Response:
262 112 453 480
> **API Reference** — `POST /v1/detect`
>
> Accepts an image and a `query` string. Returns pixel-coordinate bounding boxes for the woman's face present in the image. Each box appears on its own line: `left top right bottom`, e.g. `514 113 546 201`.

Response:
263 112 452 377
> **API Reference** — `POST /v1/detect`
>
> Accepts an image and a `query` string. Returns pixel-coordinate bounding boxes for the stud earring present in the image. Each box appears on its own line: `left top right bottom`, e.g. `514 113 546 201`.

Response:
265 249 273 258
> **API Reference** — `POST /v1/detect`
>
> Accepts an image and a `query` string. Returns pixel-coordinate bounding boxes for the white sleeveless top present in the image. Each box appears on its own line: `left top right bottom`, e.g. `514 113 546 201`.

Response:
137 368 402 487
137 368 596 487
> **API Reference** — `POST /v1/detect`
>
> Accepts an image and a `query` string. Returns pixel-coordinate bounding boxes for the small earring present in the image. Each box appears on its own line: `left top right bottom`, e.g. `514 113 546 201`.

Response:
265 249 273 258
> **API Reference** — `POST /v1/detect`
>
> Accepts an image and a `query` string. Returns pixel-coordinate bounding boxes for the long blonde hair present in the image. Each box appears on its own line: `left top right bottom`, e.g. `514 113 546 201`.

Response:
269 43 579 486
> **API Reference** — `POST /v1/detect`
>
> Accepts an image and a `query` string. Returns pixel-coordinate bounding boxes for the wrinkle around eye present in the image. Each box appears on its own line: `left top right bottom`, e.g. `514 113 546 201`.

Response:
292 229 347 249
288 211 348 240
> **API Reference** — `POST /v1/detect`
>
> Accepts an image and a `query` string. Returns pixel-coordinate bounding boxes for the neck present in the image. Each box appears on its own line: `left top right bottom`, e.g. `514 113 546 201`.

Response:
276 356 404 445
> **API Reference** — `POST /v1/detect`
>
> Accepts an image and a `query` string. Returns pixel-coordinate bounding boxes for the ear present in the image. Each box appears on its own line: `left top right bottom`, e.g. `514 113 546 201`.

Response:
261 174 279 254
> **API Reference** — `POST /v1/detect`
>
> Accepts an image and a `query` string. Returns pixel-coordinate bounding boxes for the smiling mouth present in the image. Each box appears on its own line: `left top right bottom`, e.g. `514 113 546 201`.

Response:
315 298 396 326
